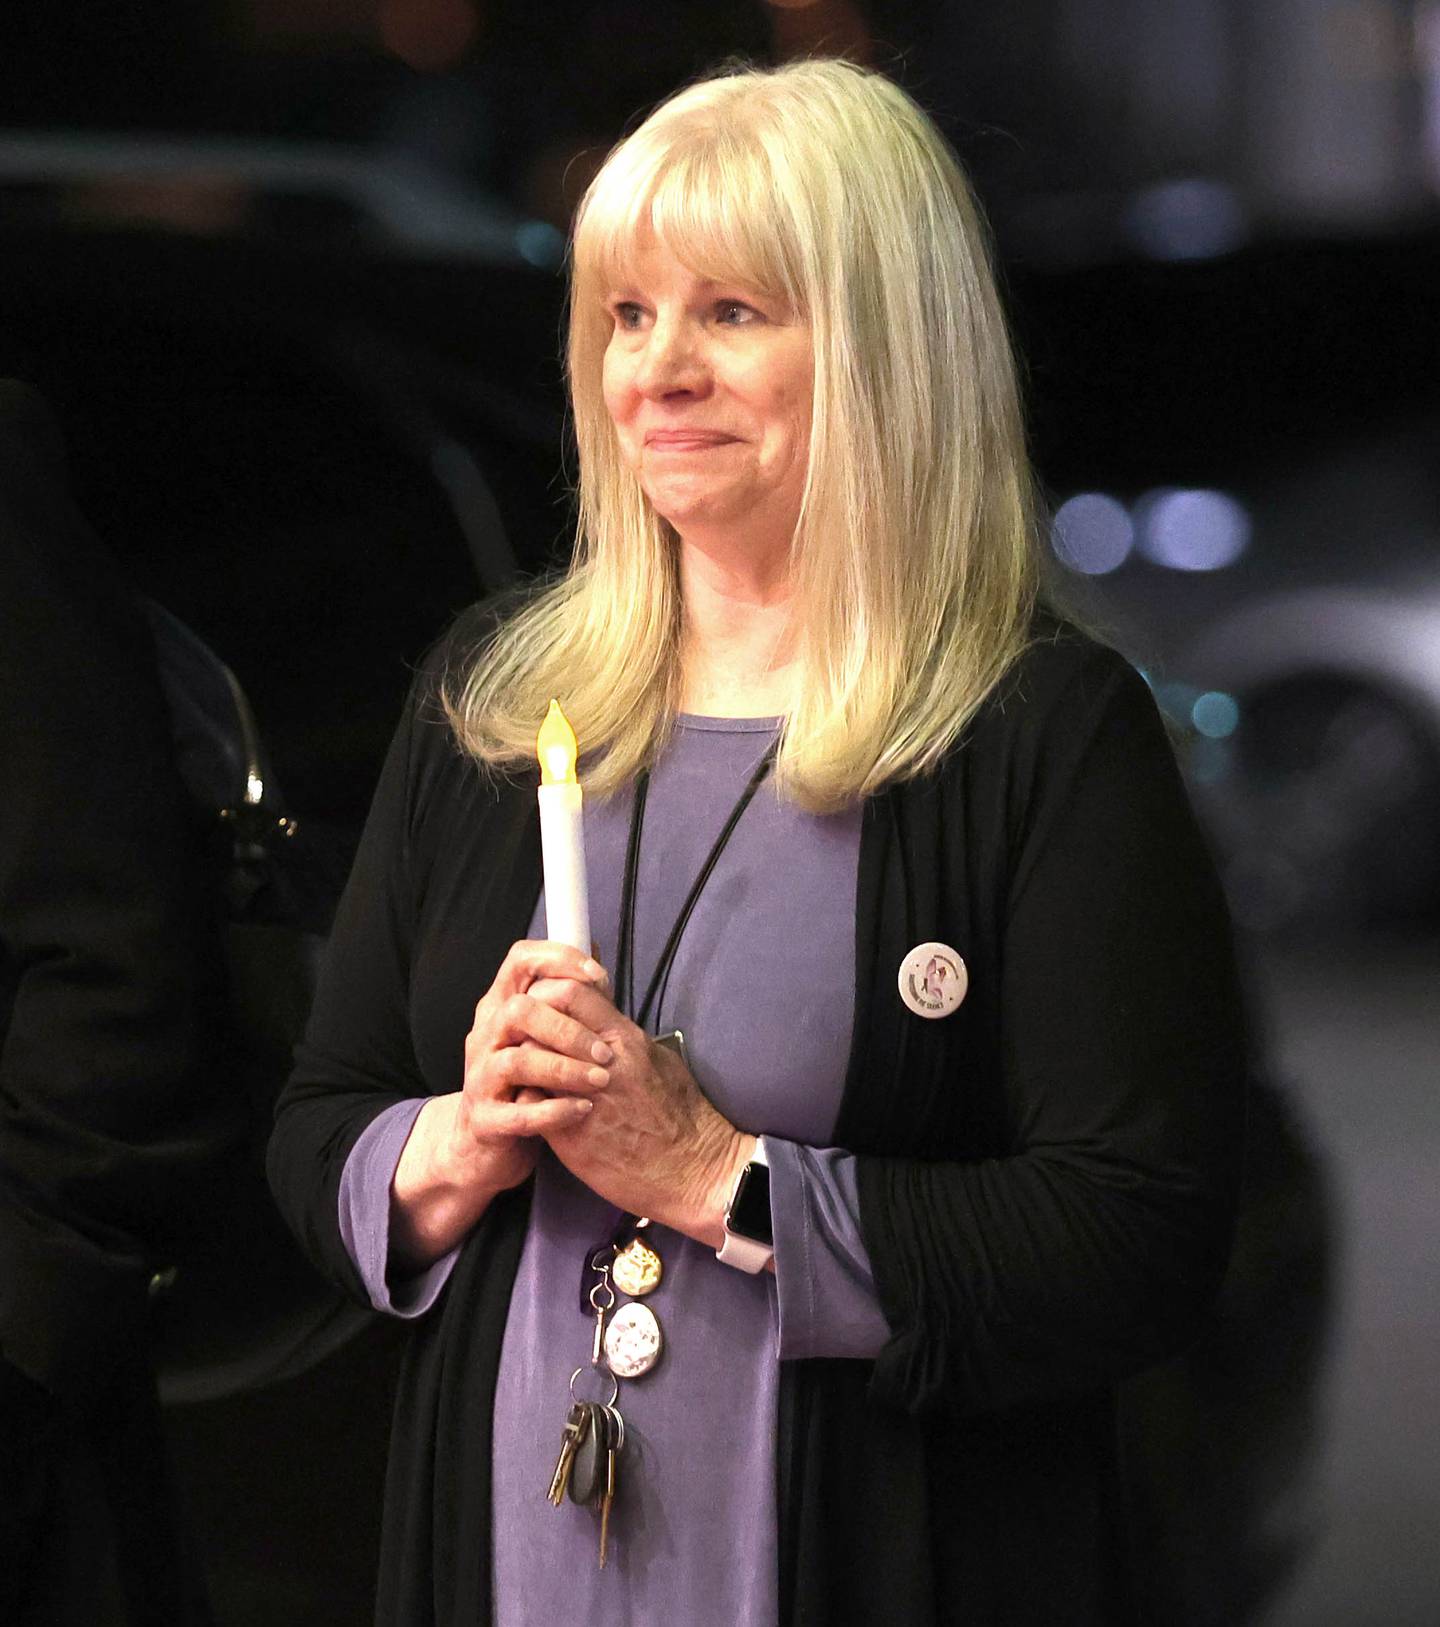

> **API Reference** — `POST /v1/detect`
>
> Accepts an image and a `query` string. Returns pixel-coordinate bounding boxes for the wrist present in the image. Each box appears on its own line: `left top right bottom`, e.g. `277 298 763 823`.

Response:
711 1131 759 1250
716 1135 775 1274
666 1125 755 1251
390 1096 504 1273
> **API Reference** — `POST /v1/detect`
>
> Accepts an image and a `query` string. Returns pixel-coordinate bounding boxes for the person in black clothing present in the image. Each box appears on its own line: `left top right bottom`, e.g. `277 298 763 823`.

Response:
0 380 222 1626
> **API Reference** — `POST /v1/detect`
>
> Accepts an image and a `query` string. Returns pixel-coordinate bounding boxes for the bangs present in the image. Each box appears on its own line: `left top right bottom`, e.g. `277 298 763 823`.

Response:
577 130 805 311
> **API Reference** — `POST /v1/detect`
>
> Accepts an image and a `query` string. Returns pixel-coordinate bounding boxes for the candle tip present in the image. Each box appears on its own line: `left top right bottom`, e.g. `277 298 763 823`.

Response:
537 699 579 786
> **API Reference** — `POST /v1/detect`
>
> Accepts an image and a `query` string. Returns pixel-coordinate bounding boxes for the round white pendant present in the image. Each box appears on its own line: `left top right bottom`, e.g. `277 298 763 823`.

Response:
898 941 968 1018
604 1301 664 1379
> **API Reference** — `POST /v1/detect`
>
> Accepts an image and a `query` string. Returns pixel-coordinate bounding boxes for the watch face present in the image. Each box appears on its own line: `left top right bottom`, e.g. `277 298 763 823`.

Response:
728 1165 773 1248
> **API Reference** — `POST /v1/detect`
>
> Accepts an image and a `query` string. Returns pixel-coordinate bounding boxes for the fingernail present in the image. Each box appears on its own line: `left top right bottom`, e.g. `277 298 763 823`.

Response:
587 1066 609 1088
592 1041 614 1065
575 1098 595 1113
583 958 605 980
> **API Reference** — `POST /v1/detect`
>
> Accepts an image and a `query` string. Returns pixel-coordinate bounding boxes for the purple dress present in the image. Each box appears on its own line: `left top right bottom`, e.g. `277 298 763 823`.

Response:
339 716 889 1624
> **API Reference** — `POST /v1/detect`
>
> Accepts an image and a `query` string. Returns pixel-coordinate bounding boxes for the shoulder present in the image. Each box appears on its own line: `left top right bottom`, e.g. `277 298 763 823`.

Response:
959 617 1159 773
926 618 1183 879
395 592 542 834
990 617 1145 723
429 575 561 687
429 582 542 681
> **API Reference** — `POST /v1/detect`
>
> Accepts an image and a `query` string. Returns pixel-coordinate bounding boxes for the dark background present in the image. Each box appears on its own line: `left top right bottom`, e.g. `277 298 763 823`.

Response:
3 3 1437 1623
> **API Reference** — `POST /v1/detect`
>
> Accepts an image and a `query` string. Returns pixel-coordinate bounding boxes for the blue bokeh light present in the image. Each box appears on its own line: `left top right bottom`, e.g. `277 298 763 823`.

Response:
1135 488 1251 571
1191 690 1240 739
515 219 564 268
1050 493 1135 575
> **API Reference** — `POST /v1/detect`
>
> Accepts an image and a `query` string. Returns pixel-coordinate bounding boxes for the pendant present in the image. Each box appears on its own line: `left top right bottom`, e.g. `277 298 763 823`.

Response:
604 1301 663 1379
612 1235 663 1298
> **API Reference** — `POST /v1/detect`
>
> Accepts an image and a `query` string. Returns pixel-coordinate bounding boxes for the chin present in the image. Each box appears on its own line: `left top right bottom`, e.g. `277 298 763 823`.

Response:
645 485 732 531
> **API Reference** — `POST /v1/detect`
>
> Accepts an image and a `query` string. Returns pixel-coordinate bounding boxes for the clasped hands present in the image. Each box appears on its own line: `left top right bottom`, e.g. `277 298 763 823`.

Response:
391 941 752 1271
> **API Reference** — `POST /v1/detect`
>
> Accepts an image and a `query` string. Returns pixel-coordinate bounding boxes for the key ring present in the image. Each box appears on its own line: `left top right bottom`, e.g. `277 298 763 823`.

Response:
603 1402 626 1453
569 1365 619 1409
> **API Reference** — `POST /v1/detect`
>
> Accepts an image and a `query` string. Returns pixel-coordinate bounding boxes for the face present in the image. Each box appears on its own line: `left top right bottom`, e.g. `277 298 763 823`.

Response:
600 231 813 559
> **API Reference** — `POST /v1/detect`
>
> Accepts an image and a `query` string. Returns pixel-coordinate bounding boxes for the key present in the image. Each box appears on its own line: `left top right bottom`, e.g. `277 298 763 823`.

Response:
598 1404 623 1570
547 1402 590 1507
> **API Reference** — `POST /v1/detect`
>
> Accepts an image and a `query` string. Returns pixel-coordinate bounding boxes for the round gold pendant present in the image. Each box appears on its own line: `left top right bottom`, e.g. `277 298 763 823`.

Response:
612 1236 663 1298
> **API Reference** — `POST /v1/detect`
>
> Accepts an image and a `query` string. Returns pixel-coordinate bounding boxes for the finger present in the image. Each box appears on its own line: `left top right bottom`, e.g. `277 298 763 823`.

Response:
498 992 614 1065
498 939 608 996
479 1041 609 1099
470 943 609 1042
491 1094 594 1138
527 975 625 1037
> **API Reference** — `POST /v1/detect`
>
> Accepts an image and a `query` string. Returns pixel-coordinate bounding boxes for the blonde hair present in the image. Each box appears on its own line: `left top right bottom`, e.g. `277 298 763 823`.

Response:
444 58 1041 810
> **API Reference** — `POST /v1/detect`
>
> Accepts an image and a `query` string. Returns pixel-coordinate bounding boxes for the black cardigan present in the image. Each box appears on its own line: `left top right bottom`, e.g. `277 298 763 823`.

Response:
267 622 1247 1626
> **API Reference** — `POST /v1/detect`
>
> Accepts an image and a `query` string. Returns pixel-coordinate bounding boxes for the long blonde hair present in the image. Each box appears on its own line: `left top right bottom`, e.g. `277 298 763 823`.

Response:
444 58 1041 811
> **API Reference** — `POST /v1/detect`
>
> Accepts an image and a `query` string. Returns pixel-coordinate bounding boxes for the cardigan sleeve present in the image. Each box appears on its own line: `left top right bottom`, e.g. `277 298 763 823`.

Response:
266 677 435 1307
857 651 1248 1418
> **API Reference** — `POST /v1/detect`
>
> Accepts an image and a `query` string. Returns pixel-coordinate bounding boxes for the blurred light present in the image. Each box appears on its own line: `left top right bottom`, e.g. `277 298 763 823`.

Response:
1135 488 1250 571
1123 178 1247 261
1050 493 1134 575
515 220 564 268
1191 691 1240 739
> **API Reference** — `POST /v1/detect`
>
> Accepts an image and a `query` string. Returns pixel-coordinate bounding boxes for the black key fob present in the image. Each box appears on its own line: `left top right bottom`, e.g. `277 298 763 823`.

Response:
568 1402 608 1507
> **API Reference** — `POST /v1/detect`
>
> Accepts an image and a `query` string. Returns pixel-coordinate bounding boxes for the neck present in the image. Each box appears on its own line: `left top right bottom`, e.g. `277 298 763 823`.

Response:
677 541 797 717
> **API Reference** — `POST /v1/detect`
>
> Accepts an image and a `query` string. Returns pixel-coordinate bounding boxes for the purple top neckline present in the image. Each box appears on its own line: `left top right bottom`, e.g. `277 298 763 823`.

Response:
673 713 782 732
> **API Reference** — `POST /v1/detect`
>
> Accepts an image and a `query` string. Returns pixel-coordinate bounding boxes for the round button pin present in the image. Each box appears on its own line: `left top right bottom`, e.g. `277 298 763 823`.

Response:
898 942 968 1019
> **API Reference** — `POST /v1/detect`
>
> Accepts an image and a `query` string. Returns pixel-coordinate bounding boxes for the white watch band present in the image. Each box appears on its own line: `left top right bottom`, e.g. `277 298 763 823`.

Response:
716 1139 773 1274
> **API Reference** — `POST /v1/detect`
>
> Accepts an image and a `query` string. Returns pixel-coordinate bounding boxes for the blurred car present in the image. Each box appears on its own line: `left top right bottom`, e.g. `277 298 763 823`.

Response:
0 129 570 825
1004 232 1440 934
1163 582 1440 934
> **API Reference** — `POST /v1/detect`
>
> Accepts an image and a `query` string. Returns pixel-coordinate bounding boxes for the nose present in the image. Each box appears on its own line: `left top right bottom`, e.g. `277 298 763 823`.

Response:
633 314 707 399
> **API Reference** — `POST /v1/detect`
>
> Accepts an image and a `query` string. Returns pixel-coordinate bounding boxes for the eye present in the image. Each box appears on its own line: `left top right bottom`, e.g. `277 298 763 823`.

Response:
714 299 760 326
610 300 646 331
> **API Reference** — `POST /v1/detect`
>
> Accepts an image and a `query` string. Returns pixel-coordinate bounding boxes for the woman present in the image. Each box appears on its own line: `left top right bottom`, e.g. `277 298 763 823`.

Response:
268 60 1246 1626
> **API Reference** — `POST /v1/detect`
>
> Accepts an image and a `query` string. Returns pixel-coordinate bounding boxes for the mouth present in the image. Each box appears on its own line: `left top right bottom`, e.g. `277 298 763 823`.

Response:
643 430 739 450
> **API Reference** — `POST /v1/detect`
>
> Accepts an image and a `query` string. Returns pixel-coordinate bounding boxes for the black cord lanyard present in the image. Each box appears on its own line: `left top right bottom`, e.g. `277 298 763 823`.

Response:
613 738 777 1034
578 736 776 1316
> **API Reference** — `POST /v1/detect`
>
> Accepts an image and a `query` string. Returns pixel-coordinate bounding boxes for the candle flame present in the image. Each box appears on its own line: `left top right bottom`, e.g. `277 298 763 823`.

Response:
537 699 579 786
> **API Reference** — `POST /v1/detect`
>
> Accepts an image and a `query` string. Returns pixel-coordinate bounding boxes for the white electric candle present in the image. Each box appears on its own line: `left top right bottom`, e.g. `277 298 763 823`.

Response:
535 699 591 952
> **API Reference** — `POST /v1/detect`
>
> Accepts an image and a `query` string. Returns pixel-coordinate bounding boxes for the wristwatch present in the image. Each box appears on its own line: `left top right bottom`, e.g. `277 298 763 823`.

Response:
716 1139 773 1273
